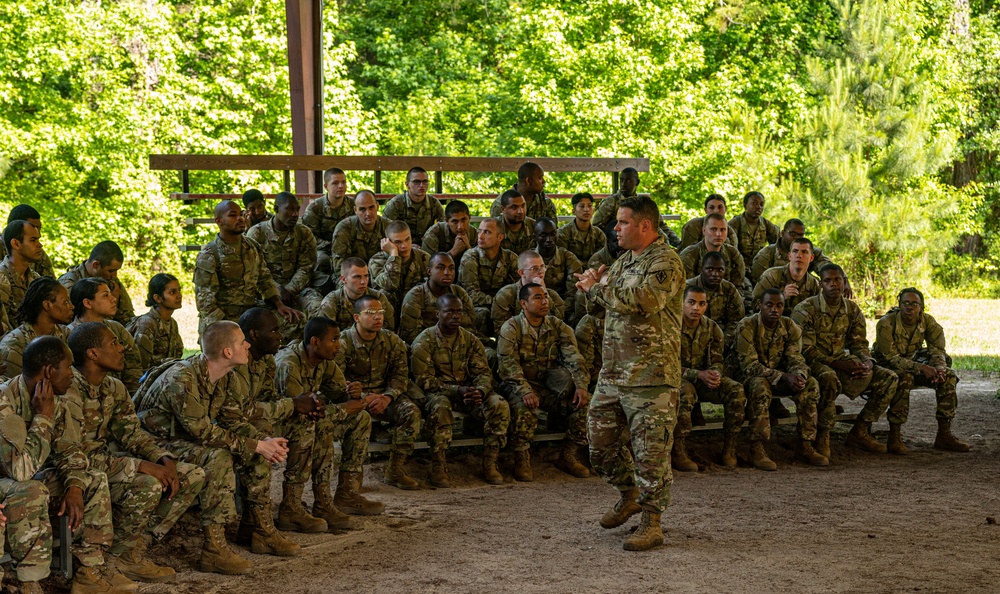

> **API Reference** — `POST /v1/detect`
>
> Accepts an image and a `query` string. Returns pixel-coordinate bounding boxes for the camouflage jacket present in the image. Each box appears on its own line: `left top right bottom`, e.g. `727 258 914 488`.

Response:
231 354 295 425
496 215 536 256
728 214 780 265
492 282 566 333
335 326 409 401
589 236 686 387
791 295 872 367
330 215 392 277
749 241 834 284
59 262 136 326
679 217 737 251
410 325 492 397
752 265 820 312
592 192 680 247
0 242 54 278
126 308 184 371
193 234 279 326
681 317 726 383
497 313 588 399
873 309 948 373
68 318 143 395
245 219 317 295
0 257 39 328
541 247 583 303
490 188 557 221
574 313 605 386
382 192 445 243
275 341 353 415
731 314 809 382
0 323 71 378
557 220 607 263
398 282 476 344
302 195 354 252
587 246 618 271
368 248 430 311
422 221 477 257
317 287 395 331
686 276 744 345
458 246 519 307
678 242 746 287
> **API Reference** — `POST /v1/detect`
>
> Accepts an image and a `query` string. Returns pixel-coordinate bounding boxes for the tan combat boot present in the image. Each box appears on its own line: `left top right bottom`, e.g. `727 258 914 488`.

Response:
750 441 777 471
556 442 591 478
887 423 909 456
245 505 301 557
815 429 831 459
623 510 664 551
383 451 420 490
720 433 738 469
277 483 328 533
934 419 971 452
101 563 138 593
199 524 252 575
112 537 176 583
19 582 44 594
430 450 452 488
69 566 116 594
600 487 641 529
334 470 385 516
796 440 829 466
512 449 533 482
846 420 888 454
671 436 698 472
481 444 504 485
313 481 360 531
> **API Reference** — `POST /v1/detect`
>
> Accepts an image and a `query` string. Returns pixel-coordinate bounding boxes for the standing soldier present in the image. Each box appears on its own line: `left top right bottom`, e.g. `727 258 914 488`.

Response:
678 214 746 289
0 278 74 378
458 217 519 337
558 192 607 263
127 273 184 372
245 192 317 318
495 190 536 255
679 194 737 250
0 205 56 277
0 220 41 329
330 190 393 282
752 237 820 312
59 240 137 327
317 258 395 331
574 303 605 394
422 200 477 260
574 195 685 552
368 220 431 314
303 168 355 294
491 251 566 332
728 191 780 272
382 167 445 245
68 278 143 394
534 218 583 323
684 251 744 349
490 162 557 221
397 253 476 344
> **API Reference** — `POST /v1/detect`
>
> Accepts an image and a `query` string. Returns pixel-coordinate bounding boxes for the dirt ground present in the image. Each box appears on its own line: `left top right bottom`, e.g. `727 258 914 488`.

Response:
27 372 1000 594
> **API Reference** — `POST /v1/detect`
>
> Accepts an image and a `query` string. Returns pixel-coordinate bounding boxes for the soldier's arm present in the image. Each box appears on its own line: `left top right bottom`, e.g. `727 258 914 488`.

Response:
808 248 834 276
168 319 184 359
0 395 55 481
115 286 136 326
249 242 281 303
193 249 225 324
562 252 583 306
556 322 590 391
735 318 768 379
766 220 780 245
750 247 773 284
397 290 423 344
790 303 834 366
115 323 144 394
0 336 25 378
469 336 494 394
923 315 949 368
873 316 922 373
543 199 557 222
496 322 532 399
845 304 873 361
488 197 503 218
164 371 258 462
679 219 700 250
50 396 91 491
369 253 401 295
732 249 747 283
678 248 697 280
458 288 478 333
381 196 404 223
783 320 810 378
725 287 746 339
108 380 173 463
126 315 156 371
275 356 307 399
377 291 397 331
421 225 441 254
590 254 684 316
287 228 318 295
751 270 774 312
410 332 447 395
384 335 410 400
459 252 491 307
591 195 617 230
491 288 515 332
302 201 330 252
574 318 596 384
708 322 726 375
549 290 566 321
329 220 353 276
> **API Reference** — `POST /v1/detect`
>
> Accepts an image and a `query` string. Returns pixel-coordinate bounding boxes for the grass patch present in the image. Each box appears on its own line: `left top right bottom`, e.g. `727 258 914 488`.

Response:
952 355 1000 373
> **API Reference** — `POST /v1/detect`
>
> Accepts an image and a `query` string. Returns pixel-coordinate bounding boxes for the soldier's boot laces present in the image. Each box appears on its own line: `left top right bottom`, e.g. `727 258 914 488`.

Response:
512 449 534 482
481 445 504 485
199 524 252 575
334 470 385 516
112 538 176 583
277 482 329 533
600 487 641 529
383 451 421 490
313 483 361 532
720 434 738 469
846 420 887 454
100 562 138 593
769 398 791 420
671 437 698 472
750 441 777 471
934 419 970 452
69 566 117 594
815 429 831 459
887 423 909 456
796 439 829 466
623 511 664 552
556 442 591 478
245 504 301 557
430 450 452 488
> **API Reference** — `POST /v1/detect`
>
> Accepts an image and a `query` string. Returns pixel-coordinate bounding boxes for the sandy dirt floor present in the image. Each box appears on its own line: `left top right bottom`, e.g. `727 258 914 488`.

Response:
26 372 1000 594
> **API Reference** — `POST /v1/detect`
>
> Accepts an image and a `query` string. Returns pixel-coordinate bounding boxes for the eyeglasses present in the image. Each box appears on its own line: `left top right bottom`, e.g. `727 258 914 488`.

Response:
526 265 547 274
408 179 430 186
360 309 385 317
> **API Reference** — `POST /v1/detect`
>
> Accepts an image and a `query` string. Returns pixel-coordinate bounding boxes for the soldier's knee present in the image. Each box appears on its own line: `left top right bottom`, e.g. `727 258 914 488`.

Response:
679 380 697 407
184 465 207 492
134 473 162 495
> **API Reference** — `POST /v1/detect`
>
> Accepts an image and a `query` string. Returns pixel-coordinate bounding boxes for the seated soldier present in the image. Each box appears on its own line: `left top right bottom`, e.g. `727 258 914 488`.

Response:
368 220 431 314
382 167 445 245
398 253 476 344
672 286 746 471
558 192 606 263
587 217 623 271
458 217 519 337
68 278 143 394
193 200 303 340
0 278 73 377
791 265 898 459
728 191 780 272
591 169 680 247
679 193 737 250
0 220 42 330
750 218 834 284
685 251 744 349
731 289 824 470
497 283 590 481
489 162 557 221
317 258 395 330
495 190 536 255
335 296 423 490
330 190 393 283
59 240 136 327
269 315 383 526
534 217 583 324
422 200 477 260
678 213 746 291
241 188 271 227
126 273 184 371
135 321 299 574
574 302 605 394
66 322 204 584
492 250 566 332
410 294 512 485
0 204 56 277
873 288 970 454
245 192 317 319
752 237 819 312
303 168 354 295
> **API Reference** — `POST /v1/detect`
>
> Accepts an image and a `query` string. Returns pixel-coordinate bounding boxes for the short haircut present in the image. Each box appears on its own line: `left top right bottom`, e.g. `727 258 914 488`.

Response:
354 189 376 204
202 321 241 358
146 273 179 307
705 194 725 209
20 277 64 325
274 191 297 210
479 217 500 232
430 252 454 267
783 218 805 232
619 195 659 227
500 189 523 208
21 335 71 379
238 307 278 337
68 322 111 367
517 250 541 269
305 316 339 344
534 217 556 232
743 191 764 206
241 188 264 208
700 251 725 267
323 167 345 183
354 294 381 314
436 293 461 310
818 263 846 279
8 205 40 224
3 220 32 254
683 285 707 299
517 162 541 182
70 277 112 319
88 241 124 267
406 166 428 182
385 220 410 236
621 167 639 178
445 200 470 219
519 282 543 302
571 192 594 207
341 257 367 275
790 237 814 250
703 212 727 227
761 288 785 301
898 287 925 306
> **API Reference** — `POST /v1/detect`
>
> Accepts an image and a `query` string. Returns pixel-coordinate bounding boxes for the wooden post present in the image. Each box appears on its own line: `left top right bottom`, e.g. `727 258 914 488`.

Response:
374 170 382 194
286 0 323 195
612 171 620 194
435 171 443 194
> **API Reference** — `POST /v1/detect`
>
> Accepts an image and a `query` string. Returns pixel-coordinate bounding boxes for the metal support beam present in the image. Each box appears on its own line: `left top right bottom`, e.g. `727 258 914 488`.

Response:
286 0 324 195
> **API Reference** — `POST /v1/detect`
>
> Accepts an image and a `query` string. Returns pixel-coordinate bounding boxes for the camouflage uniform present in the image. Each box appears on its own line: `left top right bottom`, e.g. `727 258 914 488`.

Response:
302 195 354 292
678 217 737 251
678 317 745 439
496 215 536 256
491 282 566 334
126 308 184 371
0 242 54 278
728 214 780 270
685 276 744 348
458 246 519 336
592 192 681 247
0 257 39 328
490 189 557 221
791 296 898 432
0 323 71 378
586 236 685 513
68 319 143 395
587 246 617 271
382 192 445 244
368 248 430 313
317 287 395 332
193 234 280 338
397 282 477 345
335 326 421 456
752 265 820 313
410 326 510 450
749 241 834 284
874 309 957 424
575 313 605 392
541 247 583 320
245 219 318 298
421 221 478 257
678 242 746 288
730 314 819 442
330 216 392 284
557 220 607 263
59 263 136 327
497 313 589 449
65 368 205 553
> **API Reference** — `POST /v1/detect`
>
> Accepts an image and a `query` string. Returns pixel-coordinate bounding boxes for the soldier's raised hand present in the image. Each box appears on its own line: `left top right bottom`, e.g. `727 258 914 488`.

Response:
380 237 399 257
30 377 55 419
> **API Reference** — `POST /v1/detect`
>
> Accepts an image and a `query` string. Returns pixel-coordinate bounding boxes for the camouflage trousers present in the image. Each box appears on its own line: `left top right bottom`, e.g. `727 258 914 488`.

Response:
588 383 678 514
500 369 587 450
367 396 422 456
158 440 239 526
0 479 51 582
241 414 316 506
678 378 746 438
811 362 897 431
743 376 820 441
888 368 958 424
36 468 112 568
408 382 511 449
312 409 372 495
